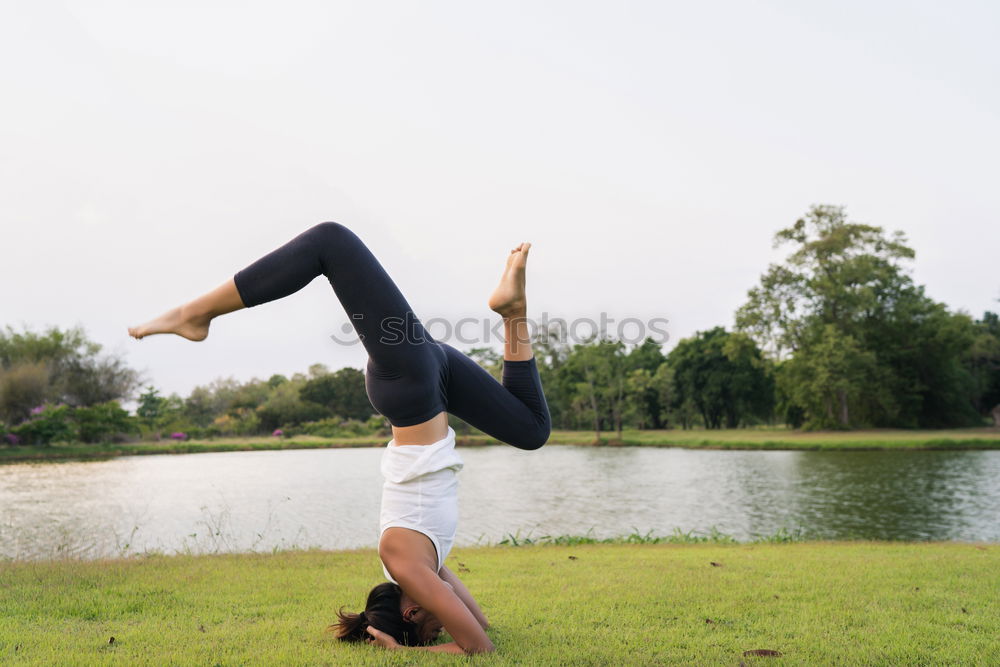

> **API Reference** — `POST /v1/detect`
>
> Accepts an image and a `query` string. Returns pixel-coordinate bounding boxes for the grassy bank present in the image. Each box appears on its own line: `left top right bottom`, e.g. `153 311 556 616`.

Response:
1 542 997 665
3 426 1000 464
567 426 1000 450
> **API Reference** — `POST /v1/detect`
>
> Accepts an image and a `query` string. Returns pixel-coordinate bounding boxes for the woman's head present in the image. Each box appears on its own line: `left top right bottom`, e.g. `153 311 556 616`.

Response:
331 582 442 646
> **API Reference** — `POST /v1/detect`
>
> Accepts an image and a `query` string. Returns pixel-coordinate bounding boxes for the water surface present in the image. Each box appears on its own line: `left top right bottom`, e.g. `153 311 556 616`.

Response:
1 447 998 560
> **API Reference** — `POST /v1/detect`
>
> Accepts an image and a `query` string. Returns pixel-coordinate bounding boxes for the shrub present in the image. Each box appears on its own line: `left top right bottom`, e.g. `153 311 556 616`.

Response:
292 417 376 438
73 401 139 443
211 408 260 436
1 420 19 446
11 403 75 445
183 426 217 440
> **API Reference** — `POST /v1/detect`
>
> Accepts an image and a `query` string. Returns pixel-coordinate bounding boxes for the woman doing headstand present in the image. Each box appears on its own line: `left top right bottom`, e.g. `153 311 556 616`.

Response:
128 221 551 655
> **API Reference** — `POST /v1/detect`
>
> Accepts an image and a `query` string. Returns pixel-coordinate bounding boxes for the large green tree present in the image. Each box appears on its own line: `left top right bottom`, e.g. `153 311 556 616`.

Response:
736 205 981 428
666 327 773 429
736 205 915 357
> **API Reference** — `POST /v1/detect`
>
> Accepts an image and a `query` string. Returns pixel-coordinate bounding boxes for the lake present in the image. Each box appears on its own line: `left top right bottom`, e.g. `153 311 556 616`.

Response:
2 446 998 560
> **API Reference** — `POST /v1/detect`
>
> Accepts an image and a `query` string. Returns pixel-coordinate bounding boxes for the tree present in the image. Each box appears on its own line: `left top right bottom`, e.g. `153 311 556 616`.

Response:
967 311 1000 421
136 386 168 426
777 325 879 429
61 355 140 406
299 367 372 421
531 320 574 429
625 338 668 428
623 368 654 429
651 363 680 428
667 327 774 429
182 377 243 427
135 386 188 435
736 205 980 428
0 361 51 423
865 296 981 428
736 205 915 358
0 325 139 408
256 382 329 431
564 338 629 440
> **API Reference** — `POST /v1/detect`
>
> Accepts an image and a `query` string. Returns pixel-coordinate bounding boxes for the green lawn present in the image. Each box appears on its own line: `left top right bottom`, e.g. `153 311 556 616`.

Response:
3 426 1000 464
1 543 997 665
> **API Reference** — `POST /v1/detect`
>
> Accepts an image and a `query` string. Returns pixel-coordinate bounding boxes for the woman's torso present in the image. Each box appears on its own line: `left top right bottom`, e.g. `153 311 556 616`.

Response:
378 426 464 583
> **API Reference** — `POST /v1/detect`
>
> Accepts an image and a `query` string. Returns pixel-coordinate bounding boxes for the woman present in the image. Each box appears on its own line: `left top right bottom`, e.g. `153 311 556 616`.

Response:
128 221 551 655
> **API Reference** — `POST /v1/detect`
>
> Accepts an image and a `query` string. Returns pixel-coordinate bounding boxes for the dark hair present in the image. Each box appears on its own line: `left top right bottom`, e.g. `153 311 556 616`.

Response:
330 582 423 646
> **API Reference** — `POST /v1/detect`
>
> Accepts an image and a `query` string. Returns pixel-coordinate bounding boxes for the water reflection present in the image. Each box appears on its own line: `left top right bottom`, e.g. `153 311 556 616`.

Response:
0 447 997 560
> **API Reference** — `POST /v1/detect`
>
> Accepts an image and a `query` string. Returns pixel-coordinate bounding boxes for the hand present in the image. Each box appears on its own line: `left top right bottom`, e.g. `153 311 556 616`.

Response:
365 625 401 650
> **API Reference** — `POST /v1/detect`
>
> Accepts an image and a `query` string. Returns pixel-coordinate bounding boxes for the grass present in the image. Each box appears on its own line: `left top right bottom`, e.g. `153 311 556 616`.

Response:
3 426 1000 464
1 542 997 665
557 426 1000 450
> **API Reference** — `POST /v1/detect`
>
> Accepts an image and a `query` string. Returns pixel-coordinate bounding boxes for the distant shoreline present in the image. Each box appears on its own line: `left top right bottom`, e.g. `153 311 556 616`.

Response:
2 427 1000 464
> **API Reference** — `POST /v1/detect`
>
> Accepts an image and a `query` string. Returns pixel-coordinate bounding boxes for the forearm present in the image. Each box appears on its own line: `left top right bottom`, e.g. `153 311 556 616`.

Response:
410 641 493 655
439 566 490 629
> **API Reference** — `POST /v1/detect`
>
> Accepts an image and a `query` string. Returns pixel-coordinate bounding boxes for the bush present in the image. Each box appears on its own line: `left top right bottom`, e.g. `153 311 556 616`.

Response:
11 403 75 445
369 414 391 436
288 416 377 438
184 426 218 440
73 401 139 443
210 408 260 437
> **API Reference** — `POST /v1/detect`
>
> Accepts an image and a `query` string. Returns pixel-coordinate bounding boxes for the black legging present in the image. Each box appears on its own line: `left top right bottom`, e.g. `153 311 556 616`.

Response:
232 222 551 450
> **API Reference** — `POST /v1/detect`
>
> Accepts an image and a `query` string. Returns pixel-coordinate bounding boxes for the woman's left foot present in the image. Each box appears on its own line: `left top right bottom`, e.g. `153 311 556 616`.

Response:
488 242 530 318
128 305 212 341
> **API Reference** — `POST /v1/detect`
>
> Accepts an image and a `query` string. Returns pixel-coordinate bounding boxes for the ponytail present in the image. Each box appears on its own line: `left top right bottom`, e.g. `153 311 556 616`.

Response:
329 582 423 646
330 608 369 641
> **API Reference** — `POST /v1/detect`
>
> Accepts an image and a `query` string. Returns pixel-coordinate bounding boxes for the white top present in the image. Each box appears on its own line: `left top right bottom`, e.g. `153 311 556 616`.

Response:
379 426 464 583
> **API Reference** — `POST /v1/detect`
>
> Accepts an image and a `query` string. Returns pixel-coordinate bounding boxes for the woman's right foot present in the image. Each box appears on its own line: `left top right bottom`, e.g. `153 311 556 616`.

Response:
488 242 530 318
128 305 212 341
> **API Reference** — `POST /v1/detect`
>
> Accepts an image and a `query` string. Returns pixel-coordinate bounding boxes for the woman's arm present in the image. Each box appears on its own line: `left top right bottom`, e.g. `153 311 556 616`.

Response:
380 538 494 654
366 627 468 653
439 564 490 629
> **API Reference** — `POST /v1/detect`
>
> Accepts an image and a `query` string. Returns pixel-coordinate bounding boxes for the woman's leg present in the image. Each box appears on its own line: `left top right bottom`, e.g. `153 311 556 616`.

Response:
443 242 551 450
129 222 448 430
443 344 551 450
128 223 551 448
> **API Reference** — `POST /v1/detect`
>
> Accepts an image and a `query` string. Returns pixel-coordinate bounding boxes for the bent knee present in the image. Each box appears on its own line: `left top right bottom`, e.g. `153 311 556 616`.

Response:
311 220 351 239
517 423 550 451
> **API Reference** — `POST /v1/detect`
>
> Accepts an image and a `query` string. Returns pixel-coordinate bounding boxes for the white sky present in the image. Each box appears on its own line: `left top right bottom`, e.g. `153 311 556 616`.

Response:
1 0 998 400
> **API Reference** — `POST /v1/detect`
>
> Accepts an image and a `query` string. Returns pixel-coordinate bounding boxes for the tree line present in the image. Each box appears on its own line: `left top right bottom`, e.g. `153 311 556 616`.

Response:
2 205 998 446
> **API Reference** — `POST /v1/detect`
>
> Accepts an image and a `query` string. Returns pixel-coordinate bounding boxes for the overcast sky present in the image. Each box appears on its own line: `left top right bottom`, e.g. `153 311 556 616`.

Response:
2 0 997 400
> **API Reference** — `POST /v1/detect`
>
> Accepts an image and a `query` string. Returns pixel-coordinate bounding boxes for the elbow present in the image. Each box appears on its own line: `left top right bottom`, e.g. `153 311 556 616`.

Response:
464 640 496 655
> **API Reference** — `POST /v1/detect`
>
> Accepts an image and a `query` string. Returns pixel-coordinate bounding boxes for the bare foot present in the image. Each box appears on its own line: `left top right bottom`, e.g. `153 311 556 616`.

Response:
488 242 530 318
128 304 212 341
